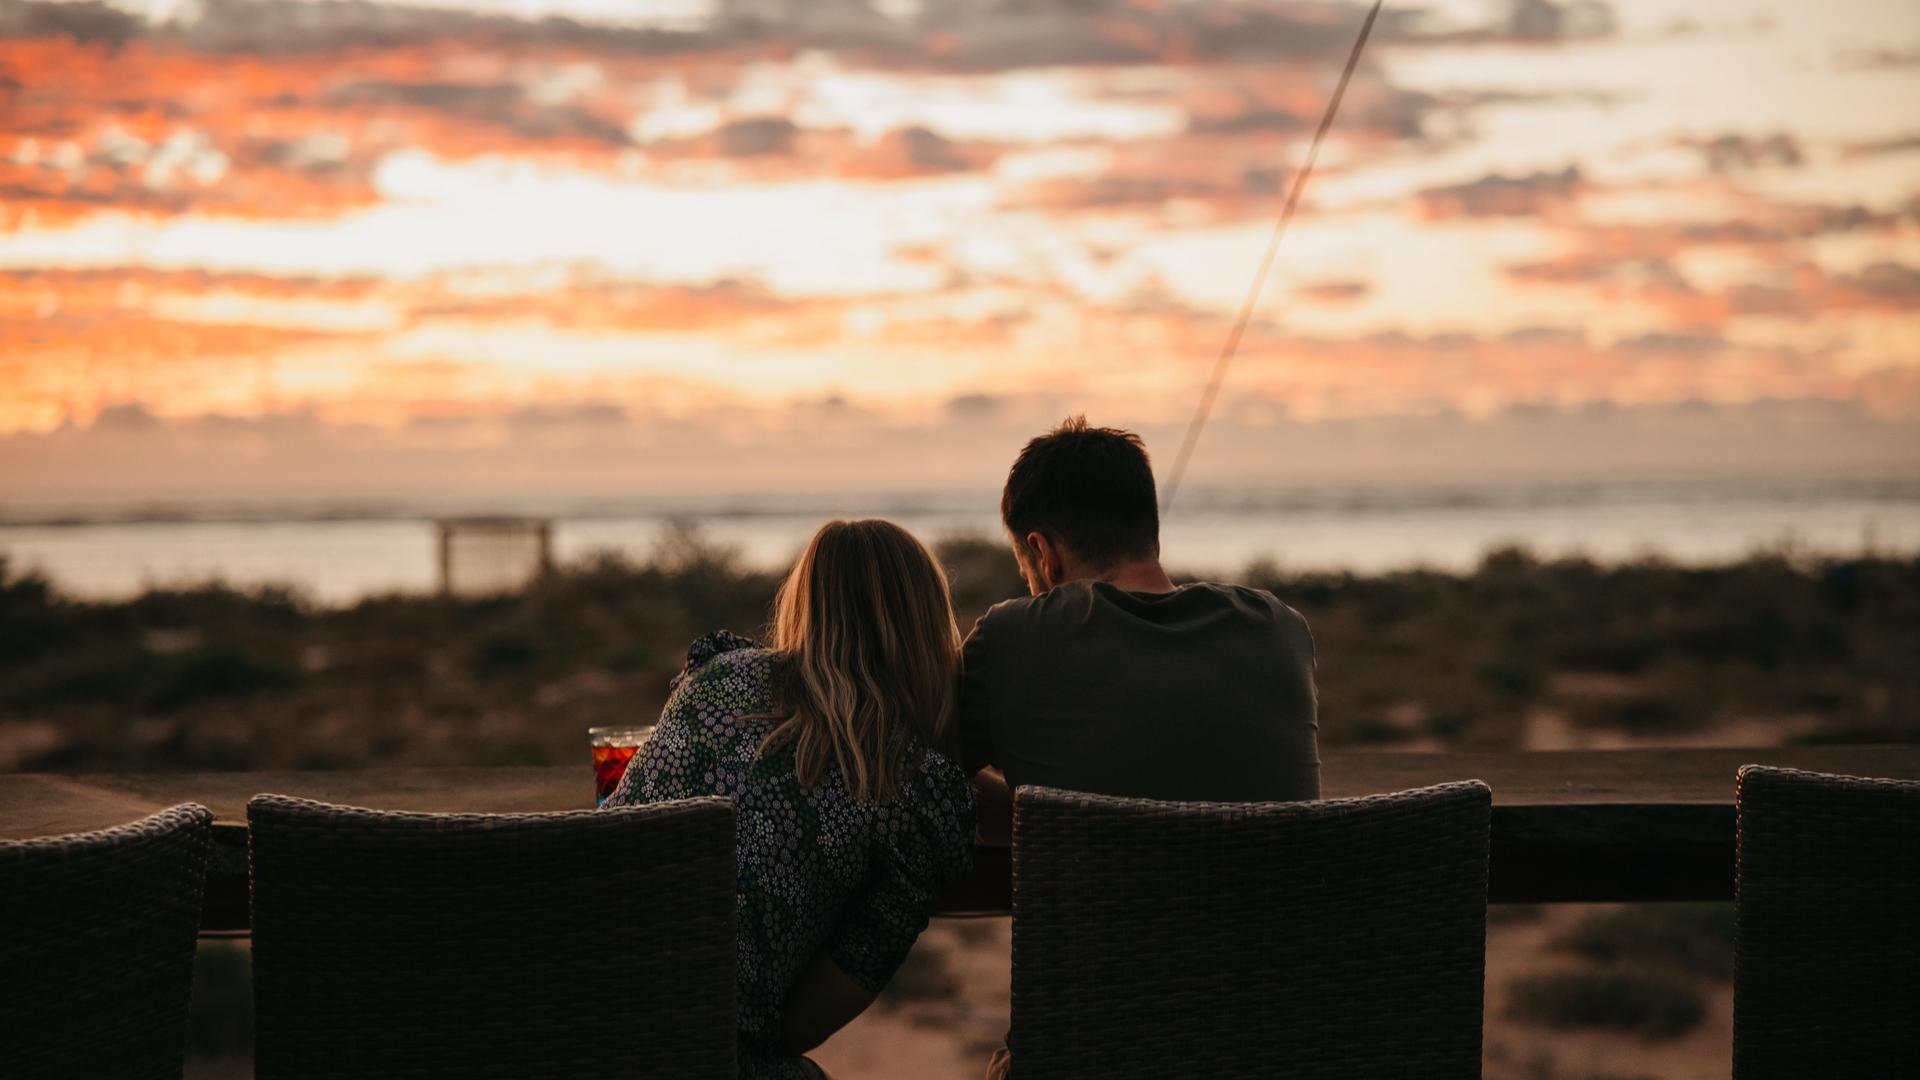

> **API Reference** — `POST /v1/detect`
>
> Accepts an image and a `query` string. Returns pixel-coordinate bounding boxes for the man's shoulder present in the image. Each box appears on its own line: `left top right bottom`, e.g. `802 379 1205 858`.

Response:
977 579 1305 613
969 580 1103 634
1198 581 1310 624
981 592 1045 620
1184 580 1282 603
1197 581 1314 650
972 588 1055 628
965 595 1036 656
972 580 1310 637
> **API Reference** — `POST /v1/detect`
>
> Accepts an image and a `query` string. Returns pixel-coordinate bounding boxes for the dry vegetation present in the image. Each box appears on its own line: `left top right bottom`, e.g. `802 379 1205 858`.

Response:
4 535 1915 772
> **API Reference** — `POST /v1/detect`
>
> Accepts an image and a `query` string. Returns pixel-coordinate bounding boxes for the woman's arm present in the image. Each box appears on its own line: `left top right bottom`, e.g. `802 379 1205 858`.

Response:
794 754 976 1053
780 950 878 1055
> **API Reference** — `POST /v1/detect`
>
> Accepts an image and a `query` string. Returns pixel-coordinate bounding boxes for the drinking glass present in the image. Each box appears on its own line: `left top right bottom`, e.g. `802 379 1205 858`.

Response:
588 725 653 806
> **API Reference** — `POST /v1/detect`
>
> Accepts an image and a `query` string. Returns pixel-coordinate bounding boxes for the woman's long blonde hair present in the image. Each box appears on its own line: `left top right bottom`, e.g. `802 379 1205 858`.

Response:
760 519 961 802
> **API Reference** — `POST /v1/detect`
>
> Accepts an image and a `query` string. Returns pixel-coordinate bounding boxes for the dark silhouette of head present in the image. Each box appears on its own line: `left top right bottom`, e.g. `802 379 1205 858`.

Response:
1000 416 1161 594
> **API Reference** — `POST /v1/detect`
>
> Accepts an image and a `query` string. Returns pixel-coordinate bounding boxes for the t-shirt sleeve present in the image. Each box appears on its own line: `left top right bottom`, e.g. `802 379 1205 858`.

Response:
1280 601 1320 728
1273 599 1323 797
955 614 997 774
824 754 977 993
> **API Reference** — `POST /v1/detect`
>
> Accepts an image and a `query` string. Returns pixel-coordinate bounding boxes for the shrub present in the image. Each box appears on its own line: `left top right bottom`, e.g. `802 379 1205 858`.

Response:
1551 629 1663 674
1344 715 1416 745
1506 968 1706 1038
1480 650 1546 698
127 582 304 631
186 940 253 1060
470 627 546 673
1425 707 1473 738
0 642 302 716
944 916 1004 946
936 535 1027 618
1551 903 1734 978
1487 903 1546 927
878 939 959 1006
0 562 67 663
1568 694 1695 733
148 644 304 713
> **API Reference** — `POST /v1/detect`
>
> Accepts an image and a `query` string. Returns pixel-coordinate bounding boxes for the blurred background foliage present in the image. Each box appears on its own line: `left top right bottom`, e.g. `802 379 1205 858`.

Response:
2 532 1913 773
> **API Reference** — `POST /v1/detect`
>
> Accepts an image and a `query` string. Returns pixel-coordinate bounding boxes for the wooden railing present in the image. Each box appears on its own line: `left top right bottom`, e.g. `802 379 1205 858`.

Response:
5 746 1916 930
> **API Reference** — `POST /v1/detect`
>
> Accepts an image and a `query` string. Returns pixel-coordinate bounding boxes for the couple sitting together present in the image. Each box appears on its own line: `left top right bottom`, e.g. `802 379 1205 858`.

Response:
601 418 1322 1079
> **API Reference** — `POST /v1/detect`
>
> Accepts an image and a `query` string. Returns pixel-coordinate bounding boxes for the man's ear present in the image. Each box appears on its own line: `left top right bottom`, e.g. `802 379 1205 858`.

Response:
1024 531 1060 591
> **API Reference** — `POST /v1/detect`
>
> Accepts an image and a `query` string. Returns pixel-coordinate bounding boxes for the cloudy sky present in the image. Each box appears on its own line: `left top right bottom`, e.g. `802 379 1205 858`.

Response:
2 0 1917 501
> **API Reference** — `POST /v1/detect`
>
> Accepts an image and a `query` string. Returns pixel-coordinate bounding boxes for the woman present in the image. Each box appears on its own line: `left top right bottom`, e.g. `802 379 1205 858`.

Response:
602 519 976 1079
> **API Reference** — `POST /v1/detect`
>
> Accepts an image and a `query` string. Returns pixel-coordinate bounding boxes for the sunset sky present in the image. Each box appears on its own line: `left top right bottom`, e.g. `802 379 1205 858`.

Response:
2 0 1917 502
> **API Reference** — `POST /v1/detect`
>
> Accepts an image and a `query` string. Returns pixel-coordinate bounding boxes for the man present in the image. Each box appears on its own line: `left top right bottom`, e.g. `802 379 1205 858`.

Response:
958 416 1320 844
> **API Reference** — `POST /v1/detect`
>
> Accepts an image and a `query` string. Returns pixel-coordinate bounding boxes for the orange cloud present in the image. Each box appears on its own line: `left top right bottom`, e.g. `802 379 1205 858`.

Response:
1416 167 1586 222
1214 326 1904 419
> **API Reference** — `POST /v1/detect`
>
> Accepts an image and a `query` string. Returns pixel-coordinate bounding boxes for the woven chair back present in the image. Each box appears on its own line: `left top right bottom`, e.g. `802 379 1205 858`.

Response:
1735 765 1920 1079
1011 781 1491 1079
1 803 214 1080
248 794 736 1080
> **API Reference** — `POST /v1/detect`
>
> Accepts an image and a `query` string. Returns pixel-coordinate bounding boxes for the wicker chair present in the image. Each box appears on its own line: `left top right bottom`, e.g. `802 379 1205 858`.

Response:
1734 765 1920 1079
248 794 736 1080
0 803 214 1080
1009 781 1491 1080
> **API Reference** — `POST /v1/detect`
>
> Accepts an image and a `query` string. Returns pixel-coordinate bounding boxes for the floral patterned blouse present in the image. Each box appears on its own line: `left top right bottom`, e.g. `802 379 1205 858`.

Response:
602 631 976 1079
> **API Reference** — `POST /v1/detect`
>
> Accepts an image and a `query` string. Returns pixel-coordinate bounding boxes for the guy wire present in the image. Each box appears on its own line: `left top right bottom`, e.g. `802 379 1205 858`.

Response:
1159 0 1386 512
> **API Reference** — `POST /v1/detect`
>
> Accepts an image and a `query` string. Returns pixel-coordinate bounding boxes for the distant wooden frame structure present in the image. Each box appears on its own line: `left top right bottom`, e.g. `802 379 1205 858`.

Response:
434 517 553 596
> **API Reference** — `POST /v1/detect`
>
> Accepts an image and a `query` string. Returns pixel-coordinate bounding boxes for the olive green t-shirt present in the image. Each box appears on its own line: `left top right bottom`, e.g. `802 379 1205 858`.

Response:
956 579 1320 803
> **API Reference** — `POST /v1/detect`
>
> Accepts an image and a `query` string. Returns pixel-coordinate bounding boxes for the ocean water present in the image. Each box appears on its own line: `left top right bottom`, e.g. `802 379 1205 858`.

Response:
2 476 1917 605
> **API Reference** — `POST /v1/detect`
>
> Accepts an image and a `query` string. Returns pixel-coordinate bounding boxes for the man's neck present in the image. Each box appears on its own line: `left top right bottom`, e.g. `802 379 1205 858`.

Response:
1089 558 1176 595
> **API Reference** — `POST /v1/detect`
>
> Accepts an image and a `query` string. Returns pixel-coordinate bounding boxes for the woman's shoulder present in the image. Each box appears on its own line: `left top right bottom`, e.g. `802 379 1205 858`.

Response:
678 629 772 674
663 632 782 743
675 631 779 689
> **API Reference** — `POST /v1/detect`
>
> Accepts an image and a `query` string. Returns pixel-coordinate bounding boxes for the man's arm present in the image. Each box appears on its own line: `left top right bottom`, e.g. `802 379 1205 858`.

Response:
955 614 995 772
955 615 1012 844
971 766 1012 847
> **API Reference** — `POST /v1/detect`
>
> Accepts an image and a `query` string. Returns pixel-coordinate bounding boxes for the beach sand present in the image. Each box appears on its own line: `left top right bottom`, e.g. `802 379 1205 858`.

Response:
812 908 1733 1080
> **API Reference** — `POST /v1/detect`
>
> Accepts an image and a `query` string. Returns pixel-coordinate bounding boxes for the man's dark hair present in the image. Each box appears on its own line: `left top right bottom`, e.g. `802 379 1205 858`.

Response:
1001 416 1160 567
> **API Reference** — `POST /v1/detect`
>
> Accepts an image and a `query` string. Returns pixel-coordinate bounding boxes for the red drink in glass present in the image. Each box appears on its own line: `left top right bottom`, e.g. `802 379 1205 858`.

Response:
588 726 652 805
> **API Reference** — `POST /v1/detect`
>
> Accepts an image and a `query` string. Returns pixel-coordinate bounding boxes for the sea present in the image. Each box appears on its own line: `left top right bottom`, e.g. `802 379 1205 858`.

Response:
3 475 1917 605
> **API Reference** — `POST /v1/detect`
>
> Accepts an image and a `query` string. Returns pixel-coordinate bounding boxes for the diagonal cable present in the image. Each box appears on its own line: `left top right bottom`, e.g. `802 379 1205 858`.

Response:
1160 0 1386 512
